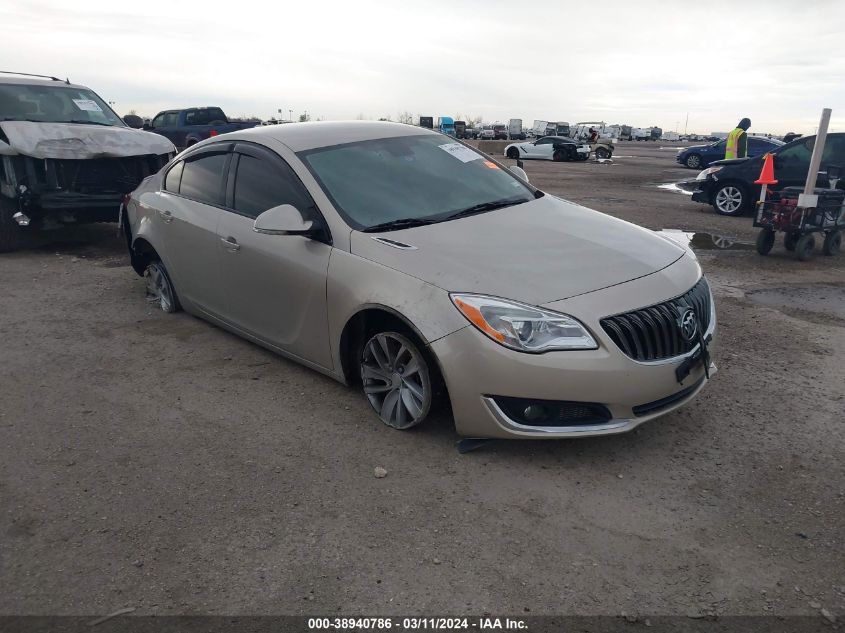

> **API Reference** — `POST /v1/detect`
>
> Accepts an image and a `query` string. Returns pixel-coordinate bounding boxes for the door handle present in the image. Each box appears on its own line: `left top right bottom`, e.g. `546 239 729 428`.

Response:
221 236 240 251
159 209 173 223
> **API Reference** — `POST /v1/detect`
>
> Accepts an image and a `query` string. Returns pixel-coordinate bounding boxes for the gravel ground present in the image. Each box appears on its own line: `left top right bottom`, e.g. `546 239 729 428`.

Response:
1 143 843 621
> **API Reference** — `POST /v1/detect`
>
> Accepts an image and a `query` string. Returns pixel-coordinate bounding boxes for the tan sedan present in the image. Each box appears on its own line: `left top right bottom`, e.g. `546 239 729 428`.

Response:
123 121 716 441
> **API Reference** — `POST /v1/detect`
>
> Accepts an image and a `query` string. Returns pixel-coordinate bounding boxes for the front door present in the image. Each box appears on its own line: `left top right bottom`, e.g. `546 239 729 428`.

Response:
215 143 333 369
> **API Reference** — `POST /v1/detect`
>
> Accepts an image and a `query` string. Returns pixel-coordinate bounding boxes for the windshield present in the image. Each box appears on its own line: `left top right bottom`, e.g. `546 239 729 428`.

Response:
0 83 124 126
299 134 536 230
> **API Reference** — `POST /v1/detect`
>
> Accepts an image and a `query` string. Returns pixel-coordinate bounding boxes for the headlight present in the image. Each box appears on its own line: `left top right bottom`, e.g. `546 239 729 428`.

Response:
696 166 723 181
450 294 597 352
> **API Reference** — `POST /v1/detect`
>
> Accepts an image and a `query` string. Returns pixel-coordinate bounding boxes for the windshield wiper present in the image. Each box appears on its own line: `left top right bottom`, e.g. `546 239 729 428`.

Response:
445 197 527 220
66 120 115 126
363 217 438 233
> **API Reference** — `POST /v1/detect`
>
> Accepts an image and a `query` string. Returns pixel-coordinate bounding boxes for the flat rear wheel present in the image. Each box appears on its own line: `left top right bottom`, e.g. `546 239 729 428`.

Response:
144 260 181 313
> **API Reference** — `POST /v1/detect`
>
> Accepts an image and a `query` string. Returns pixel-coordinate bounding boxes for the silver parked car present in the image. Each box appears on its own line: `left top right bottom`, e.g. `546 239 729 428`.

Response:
123 121 716 440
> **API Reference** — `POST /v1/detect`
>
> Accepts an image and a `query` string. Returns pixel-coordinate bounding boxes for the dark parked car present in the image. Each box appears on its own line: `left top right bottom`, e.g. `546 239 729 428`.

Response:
676 136 783 169
681 133 845 216
145 107 260 151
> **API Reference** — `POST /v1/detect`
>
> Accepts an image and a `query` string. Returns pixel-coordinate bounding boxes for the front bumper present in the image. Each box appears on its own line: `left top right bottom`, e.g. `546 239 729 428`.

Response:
430 262 716 439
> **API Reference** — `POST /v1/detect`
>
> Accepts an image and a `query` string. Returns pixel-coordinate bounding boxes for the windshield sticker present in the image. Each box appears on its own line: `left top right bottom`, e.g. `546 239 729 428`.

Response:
438 143 482 163
72 99 103 113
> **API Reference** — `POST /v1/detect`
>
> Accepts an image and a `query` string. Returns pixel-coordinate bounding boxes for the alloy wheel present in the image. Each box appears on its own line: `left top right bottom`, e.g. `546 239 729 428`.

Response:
361 332 431 429
686 154 701 169
145 261 177 313
715 186 743 215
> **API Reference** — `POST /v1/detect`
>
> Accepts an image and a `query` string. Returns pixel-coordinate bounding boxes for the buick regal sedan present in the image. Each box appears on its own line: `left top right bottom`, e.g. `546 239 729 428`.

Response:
123 121 716 440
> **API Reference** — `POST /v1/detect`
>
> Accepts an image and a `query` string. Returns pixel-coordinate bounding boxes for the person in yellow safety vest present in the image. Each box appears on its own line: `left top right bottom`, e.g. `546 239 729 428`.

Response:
725 118 751 159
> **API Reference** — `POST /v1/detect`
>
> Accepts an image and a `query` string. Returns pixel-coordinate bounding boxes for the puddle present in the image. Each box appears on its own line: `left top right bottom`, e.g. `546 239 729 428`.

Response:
657 183 692 196
657 229 755 251
746 284 845 323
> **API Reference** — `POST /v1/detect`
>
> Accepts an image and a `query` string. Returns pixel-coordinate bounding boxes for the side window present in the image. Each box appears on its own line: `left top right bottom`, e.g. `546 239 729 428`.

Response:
233 154 312 219
164 161 184 193
536 138 551 145
777 138 814 165
152 113 167 128
821 137 845 165
162 112 179 127
179 153 228 206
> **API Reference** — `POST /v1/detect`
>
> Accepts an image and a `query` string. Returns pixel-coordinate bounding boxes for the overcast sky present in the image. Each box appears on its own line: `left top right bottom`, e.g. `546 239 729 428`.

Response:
2 0 843 134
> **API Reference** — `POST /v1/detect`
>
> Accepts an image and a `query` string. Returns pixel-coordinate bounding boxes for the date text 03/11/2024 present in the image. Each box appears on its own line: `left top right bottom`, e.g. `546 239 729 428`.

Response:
307 617 528 630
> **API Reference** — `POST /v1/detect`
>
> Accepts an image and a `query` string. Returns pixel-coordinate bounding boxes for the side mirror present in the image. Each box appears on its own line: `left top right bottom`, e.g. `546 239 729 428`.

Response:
509 165 529 182
253 204 314 236
123 114 144 129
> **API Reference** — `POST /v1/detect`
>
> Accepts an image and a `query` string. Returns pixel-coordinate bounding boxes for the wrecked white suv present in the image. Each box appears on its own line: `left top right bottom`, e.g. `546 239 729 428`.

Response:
0 72 175 251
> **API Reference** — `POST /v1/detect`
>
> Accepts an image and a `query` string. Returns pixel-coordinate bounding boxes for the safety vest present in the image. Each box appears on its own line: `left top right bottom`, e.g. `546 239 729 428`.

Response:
725 127 745 159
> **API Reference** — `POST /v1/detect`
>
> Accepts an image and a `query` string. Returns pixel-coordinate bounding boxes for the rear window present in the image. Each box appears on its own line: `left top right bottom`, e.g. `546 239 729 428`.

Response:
184 108 227 126
179 153 227 205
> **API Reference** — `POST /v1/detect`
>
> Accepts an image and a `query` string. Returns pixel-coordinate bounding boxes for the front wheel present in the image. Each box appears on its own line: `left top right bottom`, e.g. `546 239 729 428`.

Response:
360 331 432 430
713 184 746 216
595 147 612 160
552 149 568 162
685 154 702 169
756 229 775 255
506 147 519 159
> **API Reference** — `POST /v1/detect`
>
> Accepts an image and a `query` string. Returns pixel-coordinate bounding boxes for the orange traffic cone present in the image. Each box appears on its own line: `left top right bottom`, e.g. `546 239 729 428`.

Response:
754 152 778 185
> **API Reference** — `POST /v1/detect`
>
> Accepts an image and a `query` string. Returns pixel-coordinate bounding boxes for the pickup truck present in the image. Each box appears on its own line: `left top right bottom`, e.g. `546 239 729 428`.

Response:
145 107 260 151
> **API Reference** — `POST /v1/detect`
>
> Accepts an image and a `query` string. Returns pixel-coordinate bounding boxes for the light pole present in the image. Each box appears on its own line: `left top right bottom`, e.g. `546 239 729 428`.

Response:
289 109 293 121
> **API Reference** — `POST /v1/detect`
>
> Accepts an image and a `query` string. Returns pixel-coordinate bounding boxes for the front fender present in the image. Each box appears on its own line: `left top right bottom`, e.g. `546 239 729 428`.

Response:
326 249 467 376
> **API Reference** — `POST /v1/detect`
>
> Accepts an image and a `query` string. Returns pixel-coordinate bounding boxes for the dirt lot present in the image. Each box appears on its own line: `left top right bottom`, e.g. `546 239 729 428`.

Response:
1 142 843 620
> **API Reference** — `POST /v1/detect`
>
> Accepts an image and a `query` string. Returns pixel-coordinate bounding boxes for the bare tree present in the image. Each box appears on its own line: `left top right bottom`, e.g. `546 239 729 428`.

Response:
397 111 413 125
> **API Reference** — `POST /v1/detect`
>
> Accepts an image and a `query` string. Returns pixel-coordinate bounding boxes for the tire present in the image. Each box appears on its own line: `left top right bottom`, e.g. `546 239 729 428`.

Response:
795 234 815 261
552 149 567 162
506 147 519 159
144 260 181 313
360 331 433 430
756 229 775 255
0 205 23 253
784 232 799 252
595 147 611 160
713 183 747 216
685 154 702 169
822 230 841 256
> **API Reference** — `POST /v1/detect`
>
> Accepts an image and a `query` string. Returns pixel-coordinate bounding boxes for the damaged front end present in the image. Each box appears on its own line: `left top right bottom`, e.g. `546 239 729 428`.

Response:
0 151 170 228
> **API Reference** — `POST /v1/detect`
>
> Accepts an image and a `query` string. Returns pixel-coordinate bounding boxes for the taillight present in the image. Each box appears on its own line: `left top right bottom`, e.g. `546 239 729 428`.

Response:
121 193 131 208
209 129 218 137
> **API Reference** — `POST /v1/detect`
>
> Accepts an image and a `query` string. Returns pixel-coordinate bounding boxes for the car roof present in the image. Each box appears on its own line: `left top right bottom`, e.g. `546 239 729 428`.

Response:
0 75 90 91
224 120 438 152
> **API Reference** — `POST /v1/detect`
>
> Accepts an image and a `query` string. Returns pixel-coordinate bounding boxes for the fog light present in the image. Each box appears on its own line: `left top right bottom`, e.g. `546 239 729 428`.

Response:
12 212 30 226
522 404 547 422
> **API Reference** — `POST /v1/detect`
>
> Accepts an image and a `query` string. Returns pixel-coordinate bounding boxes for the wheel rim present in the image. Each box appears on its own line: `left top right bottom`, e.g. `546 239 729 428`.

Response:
361 333 430 429
716 186 742 213
687 155 700 168
145 263 173 312
597 149 609 159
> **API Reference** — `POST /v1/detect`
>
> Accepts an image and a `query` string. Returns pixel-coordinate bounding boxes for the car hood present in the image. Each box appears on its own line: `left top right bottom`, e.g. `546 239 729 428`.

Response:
0 121 175 159
708 156 756 167
350 194 686 306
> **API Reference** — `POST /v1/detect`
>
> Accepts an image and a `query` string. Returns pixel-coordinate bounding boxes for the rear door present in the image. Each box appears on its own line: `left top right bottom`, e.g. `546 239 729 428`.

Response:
215 142 333 368
155 144 231 316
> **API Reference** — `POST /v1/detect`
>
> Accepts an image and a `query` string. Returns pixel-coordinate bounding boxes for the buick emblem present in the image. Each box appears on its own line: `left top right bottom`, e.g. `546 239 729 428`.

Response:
678 308 698 342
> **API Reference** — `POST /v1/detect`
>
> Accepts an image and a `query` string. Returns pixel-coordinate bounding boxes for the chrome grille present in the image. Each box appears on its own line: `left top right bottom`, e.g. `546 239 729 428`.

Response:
600 277 711 362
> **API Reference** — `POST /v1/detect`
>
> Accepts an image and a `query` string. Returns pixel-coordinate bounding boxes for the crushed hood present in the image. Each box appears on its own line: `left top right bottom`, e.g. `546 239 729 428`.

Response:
0 121 175 159
350 194 686 306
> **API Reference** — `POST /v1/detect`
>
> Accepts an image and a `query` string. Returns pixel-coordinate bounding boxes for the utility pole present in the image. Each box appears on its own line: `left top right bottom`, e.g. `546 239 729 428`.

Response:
684 112 689 135
289 109 293 121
